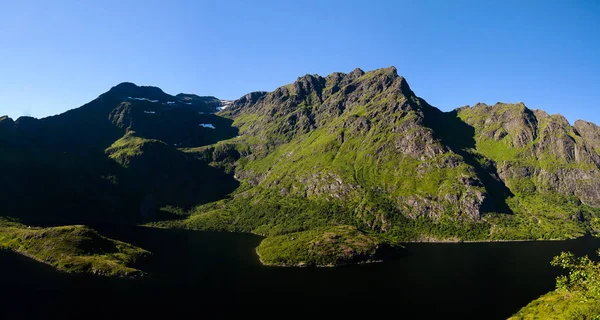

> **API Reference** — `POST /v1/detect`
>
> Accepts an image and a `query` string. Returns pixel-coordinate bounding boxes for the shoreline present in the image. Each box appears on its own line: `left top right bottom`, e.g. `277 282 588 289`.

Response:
141 221 597 243
9 248 145 278
401 238 571 244
257 250 384 268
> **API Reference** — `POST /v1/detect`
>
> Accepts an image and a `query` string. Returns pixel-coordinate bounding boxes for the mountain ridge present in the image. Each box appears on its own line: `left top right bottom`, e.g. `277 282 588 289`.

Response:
2 68 598 319
182 66 600 245
2 66 600 270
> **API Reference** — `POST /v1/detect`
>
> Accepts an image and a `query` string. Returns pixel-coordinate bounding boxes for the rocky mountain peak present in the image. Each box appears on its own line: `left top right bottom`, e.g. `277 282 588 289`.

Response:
104 82 170 102
0 116 15 132
14 116 40 130
575 119 598 128
0 115 13 125
473 102 490 108
396 75 413 97
575 120 600 139
238 91 268 105
292 74 326 98
382 65 398 76
574 119 600 153
325 72 345 84
347 68 365 79
111 82 139 91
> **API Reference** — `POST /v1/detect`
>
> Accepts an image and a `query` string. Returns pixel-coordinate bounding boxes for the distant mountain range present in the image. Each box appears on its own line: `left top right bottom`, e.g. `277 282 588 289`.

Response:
1 66 600 267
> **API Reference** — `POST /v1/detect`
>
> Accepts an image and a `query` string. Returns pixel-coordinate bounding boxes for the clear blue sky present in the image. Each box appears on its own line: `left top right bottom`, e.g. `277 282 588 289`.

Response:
1 0 599 124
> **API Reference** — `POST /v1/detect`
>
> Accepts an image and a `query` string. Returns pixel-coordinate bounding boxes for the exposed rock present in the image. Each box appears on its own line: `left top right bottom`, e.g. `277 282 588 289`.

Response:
460 103 600 208
223 67 493 223
0 116 15 137
575 120 600 154
0 115 15 128
14 116 40 131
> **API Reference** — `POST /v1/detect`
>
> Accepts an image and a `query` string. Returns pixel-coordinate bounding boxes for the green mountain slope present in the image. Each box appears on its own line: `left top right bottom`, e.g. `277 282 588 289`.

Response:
2 67 600 270
458 103 600 238
165 67 600 264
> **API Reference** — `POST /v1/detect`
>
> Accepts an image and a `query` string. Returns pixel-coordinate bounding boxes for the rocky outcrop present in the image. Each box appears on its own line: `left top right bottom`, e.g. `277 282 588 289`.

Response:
0 116 15 138
460 103 600 208
0 115 14 128
574 120 600 154
256 225 386 267
109 102 136 131
221 67 489 224
14 116 40 131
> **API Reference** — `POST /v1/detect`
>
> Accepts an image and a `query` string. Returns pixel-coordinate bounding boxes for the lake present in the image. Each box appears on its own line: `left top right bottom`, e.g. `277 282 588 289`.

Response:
2 225 599 319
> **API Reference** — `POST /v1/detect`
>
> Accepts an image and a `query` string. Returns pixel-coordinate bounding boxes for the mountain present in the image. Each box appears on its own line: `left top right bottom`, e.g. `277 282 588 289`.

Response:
157 66 600 265
458 103 600 207
0 82 241 275
0 82 239 225
2 67 600 269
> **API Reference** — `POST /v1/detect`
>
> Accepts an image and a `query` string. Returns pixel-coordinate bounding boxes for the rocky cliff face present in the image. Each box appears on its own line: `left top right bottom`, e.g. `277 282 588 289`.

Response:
220 67 491 229
193 67 600 240
458 103 600 207
2 69 599 242
575 120 600 154
0 116 15 141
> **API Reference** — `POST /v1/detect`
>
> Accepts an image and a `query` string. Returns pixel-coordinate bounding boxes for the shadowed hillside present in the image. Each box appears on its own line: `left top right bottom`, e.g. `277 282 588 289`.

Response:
0 83 239 225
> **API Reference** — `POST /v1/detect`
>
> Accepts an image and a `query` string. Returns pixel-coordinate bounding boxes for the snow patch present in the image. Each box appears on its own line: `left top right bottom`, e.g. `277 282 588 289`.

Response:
185 102 192 105
218 100 234 110
144 111 156 114
167 101 175 105
199 123 215 129
128 97 159 103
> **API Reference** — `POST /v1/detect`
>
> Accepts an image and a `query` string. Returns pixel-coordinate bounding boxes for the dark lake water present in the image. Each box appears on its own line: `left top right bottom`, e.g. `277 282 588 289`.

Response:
2 226 599 319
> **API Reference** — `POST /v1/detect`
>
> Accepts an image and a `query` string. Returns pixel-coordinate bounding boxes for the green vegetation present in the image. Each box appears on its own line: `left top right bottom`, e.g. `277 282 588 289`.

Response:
256 225 385 266
510 291 600 320
485 194 596 241
170 69 600 252
511 247 600 319
0 219 149 277
105 131 166 167
4 68 600 271
149 189 356 236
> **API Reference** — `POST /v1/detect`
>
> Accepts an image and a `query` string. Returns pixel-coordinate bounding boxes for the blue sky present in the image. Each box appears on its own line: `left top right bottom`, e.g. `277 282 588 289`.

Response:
1 0 599 124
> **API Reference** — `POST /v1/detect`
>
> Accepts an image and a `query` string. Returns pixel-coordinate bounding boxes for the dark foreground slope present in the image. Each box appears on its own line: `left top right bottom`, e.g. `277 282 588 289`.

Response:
0 83 238 274
0 83 238 225
510 241 600 319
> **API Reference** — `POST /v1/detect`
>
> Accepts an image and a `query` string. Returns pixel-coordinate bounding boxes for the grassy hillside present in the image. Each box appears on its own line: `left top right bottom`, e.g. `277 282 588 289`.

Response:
151 67 600 265
0 218 148 277
172 69 599 241
3 69 600 268
256 225 386 267
510 291 600 320
511 247 600 319
458 103 600 239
